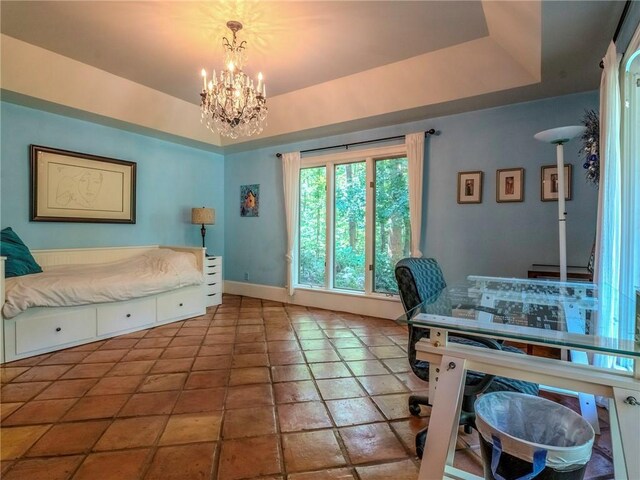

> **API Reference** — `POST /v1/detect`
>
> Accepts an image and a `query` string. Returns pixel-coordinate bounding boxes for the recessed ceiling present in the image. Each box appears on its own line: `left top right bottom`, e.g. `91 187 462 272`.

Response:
0 1 488 101
0 1 625 151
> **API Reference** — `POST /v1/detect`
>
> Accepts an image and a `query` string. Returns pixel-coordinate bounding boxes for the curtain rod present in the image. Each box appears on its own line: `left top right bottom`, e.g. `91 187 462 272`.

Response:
600 0 632 68
275 129 436 158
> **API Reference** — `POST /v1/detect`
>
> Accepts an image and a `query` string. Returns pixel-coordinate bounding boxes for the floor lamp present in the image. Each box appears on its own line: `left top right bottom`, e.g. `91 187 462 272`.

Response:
534 126 586 282
534 125 602 435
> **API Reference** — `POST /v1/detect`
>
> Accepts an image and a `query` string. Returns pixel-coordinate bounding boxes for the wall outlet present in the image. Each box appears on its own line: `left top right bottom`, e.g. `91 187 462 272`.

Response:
244 272 249 281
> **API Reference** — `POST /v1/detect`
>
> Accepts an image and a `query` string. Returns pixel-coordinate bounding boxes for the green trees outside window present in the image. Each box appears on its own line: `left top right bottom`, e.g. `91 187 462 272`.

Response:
297 153 410 295
374 157 410 293
334 162 366 290
299 166 326 286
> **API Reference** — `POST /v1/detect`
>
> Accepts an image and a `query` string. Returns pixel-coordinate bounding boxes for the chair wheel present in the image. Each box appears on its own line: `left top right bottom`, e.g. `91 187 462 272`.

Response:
409 403 421 416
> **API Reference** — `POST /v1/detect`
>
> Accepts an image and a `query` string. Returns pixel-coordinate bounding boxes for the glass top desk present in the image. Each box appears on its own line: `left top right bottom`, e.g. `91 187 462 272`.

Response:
397 276 639 480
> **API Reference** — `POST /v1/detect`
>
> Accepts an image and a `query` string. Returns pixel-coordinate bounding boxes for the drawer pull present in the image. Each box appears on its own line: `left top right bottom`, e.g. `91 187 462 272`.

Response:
55 327 62 332
208 283 217 286
126 313 131 318
207 272 217 275
179 303 184 307
207 293 217 297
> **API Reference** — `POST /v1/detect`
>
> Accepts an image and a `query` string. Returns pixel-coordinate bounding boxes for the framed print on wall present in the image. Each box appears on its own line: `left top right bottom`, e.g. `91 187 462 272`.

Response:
457 171 483 204
30 145 136 223
496 168 524 203
240 184 260 217
541 164 572 201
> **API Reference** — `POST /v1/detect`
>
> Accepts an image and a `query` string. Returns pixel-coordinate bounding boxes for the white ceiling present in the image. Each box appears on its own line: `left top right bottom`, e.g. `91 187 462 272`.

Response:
0 1 626 150
0 1 489 101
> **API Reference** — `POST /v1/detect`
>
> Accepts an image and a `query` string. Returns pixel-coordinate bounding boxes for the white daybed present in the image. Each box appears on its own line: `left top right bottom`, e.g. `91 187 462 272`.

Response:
1 245 212 363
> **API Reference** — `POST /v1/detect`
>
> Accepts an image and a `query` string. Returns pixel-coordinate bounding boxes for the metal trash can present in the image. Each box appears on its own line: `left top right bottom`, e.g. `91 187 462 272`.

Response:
475 392 595 480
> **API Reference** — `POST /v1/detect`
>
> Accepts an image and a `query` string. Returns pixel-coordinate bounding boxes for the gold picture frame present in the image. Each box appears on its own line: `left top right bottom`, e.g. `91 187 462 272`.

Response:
496 168 524 203
457 171 483 204
541 164 572 201
30 145 136 223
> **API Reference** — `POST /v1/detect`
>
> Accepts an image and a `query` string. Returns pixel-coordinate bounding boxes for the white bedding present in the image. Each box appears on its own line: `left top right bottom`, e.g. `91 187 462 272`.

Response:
3 249 203 319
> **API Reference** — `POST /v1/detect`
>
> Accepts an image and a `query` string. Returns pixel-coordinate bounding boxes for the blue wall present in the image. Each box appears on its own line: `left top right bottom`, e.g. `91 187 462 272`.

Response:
1 91 600 286
224 91 599 285
1 102 225 255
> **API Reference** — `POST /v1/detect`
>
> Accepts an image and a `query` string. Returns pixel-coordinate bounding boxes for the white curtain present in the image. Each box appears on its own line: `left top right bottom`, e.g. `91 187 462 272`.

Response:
406 132 425 257
594 42 622 370
281 151 301 297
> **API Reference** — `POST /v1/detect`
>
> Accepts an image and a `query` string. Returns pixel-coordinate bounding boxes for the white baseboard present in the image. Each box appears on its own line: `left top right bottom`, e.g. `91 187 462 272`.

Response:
224 281 289 304
223 281 404 320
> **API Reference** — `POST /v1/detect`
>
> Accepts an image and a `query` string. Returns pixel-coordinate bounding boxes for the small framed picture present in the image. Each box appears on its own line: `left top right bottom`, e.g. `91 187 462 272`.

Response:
240 184 259 217
457 171 483 204
496 168 524 203
541 164 572 201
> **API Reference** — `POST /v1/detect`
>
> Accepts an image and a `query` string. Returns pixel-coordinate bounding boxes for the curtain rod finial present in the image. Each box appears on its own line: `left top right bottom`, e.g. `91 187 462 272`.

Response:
276 153 282 158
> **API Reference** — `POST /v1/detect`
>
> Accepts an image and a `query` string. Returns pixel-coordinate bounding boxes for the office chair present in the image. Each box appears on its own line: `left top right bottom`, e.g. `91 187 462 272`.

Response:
395 258 539 458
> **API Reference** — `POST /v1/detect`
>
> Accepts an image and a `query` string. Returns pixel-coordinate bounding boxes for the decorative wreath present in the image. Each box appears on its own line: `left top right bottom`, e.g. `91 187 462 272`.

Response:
580 109 599 186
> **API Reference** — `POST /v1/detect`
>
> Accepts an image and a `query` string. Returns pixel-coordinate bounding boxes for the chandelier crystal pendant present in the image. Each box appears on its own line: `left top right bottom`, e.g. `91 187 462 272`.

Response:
200 21 267 139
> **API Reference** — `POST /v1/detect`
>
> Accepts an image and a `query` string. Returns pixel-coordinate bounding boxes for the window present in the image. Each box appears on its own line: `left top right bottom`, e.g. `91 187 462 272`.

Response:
616 41 640 372
374 157 411 293
297 145 411 296
299 166 326 287
334 162 366 290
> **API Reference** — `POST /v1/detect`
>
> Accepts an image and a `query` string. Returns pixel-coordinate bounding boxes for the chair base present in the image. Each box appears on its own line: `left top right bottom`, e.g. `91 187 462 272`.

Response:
416 427 428 459
409 394 430 416
410 396 476 459
415 424 475 459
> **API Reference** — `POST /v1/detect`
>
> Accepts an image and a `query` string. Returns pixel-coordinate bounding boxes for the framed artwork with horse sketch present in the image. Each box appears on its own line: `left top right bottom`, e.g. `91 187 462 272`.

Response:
30 145 136 223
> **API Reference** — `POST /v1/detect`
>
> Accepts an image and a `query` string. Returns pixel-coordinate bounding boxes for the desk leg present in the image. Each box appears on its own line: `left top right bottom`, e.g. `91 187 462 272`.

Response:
577 392 600 434
568 350 600 434
610 387 640 480
419 355 467 480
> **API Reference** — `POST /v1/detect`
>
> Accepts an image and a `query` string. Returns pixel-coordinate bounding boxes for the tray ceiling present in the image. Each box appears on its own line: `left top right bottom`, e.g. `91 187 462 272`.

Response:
0 1 625 150
1 1 488 101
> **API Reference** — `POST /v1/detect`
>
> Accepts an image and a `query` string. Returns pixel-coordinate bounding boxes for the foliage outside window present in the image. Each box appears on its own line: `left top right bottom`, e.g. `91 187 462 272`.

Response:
374 158 410 293
334 162 366 290
297 148 410 296
299 167 326 286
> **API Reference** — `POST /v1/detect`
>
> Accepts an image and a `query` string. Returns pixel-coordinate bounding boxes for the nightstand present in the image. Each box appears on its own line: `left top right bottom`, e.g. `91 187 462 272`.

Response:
204 255 222 306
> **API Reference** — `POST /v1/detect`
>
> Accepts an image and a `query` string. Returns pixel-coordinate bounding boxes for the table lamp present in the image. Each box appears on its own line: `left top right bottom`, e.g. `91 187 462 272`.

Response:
534 126 586 282
191 207 215 251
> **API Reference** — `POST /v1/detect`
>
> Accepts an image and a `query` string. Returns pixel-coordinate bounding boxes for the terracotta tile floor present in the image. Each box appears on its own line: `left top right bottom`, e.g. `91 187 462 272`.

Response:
0 295 615 479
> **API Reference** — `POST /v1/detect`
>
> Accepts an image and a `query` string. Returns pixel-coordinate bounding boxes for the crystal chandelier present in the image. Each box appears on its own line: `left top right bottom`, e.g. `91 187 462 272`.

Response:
200 21 267 139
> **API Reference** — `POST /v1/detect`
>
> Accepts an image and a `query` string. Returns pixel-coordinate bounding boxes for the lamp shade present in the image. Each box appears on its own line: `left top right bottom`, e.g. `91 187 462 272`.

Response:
534 126 586 145
191 207 215 225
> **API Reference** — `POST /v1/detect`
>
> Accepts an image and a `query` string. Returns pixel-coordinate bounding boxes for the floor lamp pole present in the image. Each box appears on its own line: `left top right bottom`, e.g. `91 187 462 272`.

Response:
534 125 585 284
556 142 567 282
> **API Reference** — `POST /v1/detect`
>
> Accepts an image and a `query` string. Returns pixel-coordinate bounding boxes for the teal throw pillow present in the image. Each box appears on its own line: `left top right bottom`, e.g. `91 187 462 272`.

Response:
1 227 43 278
